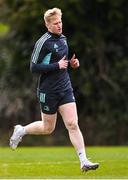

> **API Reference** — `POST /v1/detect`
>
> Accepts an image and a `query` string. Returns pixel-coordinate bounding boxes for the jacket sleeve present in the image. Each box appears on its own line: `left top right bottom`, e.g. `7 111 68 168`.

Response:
30 38 60 73
30 62 59 73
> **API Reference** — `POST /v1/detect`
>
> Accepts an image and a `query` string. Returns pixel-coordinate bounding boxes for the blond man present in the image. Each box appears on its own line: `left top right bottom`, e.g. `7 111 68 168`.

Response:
10 8 99 172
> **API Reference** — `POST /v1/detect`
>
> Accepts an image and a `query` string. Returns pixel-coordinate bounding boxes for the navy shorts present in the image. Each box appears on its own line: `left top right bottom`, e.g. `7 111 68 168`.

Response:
37 88 75 114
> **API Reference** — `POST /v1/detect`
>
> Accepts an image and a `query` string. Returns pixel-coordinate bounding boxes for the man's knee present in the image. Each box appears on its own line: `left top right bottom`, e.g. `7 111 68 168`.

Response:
44 124 55 134
66 120 79 131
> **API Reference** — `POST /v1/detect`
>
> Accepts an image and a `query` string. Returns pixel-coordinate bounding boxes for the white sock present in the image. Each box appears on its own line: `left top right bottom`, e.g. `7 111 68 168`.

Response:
77 148 88 166
22 127 27 136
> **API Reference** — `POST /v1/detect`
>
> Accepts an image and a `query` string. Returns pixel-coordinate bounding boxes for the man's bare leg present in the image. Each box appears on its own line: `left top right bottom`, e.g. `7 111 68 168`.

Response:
25 113 57 135
10 112 57 149
59 102 99 171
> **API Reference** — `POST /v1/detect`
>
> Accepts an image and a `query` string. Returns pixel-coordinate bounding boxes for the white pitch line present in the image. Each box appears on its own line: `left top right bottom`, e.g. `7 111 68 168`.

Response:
1 160 79 166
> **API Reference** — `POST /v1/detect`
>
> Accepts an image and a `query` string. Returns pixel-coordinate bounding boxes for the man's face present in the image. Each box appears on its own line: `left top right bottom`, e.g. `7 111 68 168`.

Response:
46 15 62 35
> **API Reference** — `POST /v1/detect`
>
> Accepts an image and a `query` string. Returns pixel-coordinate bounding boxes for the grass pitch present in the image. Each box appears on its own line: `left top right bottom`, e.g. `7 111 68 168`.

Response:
0 146 128 179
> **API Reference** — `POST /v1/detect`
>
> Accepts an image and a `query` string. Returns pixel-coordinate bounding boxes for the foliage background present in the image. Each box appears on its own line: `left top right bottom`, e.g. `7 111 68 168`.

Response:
0 0 128 146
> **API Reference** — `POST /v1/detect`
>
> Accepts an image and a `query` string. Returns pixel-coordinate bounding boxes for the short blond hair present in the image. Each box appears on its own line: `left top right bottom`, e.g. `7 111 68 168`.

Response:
44 7 62 24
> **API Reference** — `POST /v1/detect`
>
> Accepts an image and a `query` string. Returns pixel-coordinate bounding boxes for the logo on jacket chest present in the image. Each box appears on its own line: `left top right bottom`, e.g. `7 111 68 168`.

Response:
54 43 59 52
53 40 67 53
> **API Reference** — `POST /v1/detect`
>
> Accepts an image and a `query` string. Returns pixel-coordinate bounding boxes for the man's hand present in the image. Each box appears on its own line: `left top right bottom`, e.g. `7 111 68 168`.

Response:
58 56 68 69
70 54 80 69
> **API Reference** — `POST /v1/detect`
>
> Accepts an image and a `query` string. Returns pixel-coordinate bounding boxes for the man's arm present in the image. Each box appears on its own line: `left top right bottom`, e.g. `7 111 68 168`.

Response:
30 56 68 73
30 62 59 73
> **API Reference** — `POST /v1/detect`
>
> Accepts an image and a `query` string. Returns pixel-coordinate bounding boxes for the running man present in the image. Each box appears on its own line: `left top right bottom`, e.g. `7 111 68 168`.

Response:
10 7 99 172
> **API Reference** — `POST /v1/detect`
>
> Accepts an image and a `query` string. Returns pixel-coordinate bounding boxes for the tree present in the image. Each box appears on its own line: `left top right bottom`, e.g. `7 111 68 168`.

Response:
0 0 128 145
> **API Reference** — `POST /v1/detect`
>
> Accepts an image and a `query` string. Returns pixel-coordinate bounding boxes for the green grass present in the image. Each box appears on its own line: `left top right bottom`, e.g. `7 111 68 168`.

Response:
0 146 128 179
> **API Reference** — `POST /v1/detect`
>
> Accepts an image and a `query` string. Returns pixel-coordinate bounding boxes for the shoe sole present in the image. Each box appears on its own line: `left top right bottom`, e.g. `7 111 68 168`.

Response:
82 164 99 172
